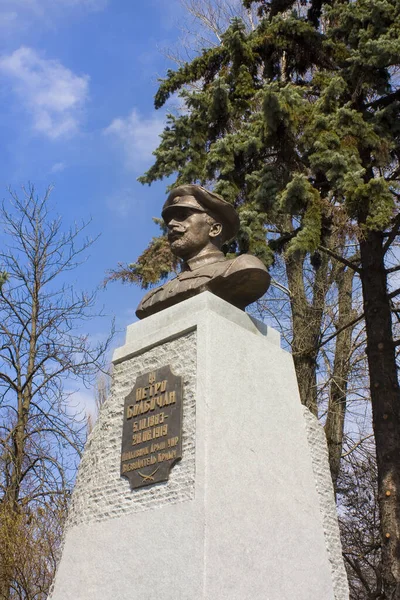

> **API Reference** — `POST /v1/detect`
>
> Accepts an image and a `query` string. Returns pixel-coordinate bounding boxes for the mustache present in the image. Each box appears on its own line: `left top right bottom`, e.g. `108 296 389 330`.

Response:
168 227 186 239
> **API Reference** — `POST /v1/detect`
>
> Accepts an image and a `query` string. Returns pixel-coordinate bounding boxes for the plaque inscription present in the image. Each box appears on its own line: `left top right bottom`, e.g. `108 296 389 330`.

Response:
120 365 183 490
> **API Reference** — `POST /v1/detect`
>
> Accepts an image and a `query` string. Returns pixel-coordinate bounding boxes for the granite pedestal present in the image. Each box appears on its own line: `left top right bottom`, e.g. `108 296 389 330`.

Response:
49 292 348 600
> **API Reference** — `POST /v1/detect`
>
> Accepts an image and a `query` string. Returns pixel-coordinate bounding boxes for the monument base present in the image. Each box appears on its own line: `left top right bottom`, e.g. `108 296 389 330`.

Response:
49 292 348 600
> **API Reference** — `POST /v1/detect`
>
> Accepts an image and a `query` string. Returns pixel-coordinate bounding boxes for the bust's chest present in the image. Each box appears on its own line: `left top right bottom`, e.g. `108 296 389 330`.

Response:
146 271 212 306
141 262 227 312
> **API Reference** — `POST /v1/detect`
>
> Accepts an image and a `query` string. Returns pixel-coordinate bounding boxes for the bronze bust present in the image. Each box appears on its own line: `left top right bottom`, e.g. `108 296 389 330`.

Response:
136 185 270 319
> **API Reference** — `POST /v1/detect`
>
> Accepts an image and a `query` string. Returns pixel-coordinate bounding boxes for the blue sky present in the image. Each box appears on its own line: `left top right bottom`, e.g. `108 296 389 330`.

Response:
0 1 375 439
0 0 198 413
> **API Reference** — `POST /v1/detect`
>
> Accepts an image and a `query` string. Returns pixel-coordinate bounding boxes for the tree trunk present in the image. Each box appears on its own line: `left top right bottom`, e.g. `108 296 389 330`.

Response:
1 278 39 599
325 265 356 492
360 230 400 599
0 501 18 600
286 249 329 416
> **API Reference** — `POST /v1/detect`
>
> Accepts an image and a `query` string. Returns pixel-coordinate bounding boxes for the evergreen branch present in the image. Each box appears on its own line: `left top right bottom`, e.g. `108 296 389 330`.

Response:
307 0 326 28
364 89 400 111
268 228 301 252
386 264 400 274
154 45 227 109
388 287 400 300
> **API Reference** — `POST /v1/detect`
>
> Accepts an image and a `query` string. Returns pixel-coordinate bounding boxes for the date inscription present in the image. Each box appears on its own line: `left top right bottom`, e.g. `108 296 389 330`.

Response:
120 365 183 489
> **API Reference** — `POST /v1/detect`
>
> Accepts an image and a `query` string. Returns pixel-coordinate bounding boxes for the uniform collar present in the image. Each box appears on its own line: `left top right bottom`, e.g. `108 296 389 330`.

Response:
181 250 225 272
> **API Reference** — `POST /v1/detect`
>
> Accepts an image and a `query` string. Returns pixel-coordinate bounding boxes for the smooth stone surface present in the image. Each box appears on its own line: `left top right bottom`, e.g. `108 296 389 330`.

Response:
49 292 348 600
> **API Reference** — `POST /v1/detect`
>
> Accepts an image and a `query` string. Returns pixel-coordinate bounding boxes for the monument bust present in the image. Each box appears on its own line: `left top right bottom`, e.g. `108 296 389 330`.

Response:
136 185 270 319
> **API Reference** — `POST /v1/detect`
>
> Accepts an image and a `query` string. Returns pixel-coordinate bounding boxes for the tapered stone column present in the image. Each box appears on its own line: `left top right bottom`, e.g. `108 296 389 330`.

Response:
49 292 348 600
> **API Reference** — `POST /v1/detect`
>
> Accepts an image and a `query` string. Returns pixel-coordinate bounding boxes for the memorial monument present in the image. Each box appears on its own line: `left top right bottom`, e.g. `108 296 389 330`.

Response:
136 184 271 318
49 185 349 600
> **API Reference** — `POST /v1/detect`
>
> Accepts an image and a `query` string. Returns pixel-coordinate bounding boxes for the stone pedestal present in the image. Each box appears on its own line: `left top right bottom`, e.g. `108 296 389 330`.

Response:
49 292 348 600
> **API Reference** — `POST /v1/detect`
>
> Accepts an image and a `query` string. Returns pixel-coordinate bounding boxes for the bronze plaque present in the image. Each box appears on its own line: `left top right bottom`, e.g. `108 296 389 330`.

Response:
120 365 183 490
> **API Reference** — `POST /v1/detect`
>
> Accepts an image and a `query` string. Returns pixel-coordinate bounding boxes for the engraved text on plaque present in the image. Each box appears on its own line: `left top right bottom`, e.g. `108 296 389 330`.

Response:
120 365 183 489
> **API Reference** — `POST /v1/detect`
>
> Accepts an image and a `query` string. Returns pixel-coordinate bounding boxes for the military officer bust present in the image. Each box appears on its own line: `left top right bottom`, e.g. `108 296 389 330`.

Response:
136 185 270 319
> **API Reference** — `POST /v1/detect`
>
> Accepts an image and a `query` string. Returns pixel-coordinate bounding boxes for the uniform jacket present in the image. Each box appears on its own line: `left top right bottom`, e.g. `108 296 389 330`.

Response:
136 250 270 319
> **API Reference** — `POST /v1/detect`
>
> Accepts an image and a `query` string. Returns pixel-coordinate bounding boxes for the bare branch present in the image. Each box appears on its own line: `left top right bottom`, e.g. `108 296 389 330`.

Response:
0 185 113 599
319 245 362 274
341 434 374 458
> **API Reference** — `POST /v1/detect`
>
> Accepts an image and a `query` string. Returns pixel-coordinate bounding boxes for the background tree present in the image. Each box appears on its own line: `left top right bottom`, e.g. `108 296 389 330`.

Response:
0 492 68 600
109 0 400 594
338 444 383 599
86 368 112 435
112 0 359 487
0 186 113 599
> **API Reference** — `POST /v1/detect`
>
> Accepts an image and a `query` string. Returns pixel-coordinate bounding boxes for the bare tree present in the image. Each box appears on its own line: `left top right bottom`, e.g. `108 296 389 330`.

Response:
86 367 112 435
338 445 383 599
161 0 258 69
0 491 68 600
0 186 113 599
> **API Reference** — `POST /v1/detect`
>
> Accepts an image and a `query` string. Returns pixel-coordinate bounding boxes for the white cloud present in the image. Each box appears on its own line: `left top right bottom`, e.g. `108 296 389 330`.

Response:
50 161 66 173
65 385 97 422
0 47 89 139
104 108 165 170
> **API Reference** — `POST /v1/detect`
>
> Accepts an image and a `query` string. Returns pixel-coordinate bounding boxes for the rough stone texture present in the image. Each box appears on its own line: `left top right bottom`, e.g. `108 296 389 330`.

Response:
302 406 350 600
50 293 348 600
66 330 196 529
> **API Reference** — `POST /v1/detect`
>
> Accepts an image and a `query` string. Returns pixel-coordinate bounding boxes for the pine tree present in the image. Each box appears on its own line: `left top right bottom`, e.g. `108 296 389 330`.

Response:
126 1 400 593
